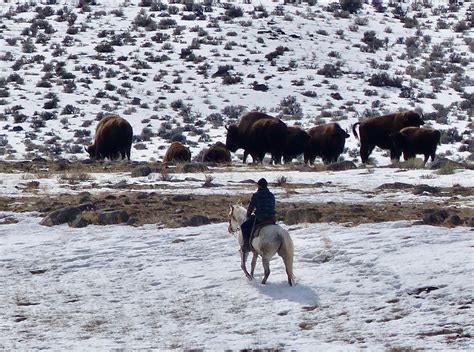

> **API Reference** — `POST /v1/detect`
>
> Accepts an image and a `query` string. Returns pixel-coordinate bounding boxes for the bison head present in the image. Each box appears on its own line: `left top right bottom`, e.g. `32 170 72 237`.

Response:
406 112 424 127
225 125 240 152
84 145 96 159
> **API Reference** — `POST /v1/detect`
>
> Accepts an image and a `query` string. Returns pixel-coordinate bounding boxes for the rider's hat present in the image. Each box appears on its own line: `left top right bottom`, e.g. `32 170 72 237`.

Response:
257 178 268 188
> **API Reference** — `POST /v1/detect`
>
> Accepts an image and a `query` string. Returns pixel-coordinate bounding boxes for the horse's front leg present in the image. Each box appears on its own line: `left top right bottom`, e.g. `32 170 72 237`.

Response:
250 251 258 278
240 250 252 280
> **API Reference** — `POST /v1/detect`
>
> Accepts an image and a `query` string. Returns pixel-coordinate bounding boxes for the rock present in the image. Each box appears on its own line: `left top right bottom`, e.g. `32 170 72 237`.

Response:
40 202 94 226
181 163 209 173
414 184 439 195
377 182 412 190
285 208 322 225
136 192 149 200
172 194 192 202
127 217 139 226
467 218 474 227
69 215 89 228
422 209 449 225
325 161 357 171
429 157 467 170
446 215 463 227
131 166 152 178
183 215 210 227
98 210 129 225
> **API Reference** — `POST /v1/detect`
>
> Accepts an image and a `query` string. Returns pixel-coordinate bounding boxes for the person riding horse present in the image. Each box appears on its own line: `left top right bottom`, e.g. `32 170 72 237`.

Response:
240 178 276 253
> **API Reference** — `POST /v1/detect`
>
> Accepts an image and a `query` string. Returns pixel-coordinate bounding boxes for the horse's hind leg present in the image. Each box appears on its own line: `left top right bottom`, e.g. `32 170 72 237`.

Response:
261 257 270 285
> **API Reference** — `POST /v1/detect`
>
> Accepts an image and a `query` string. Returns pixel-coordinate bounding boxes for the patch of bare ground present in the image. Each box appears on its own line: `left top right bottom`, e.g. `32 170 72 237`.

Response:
0 191 472 228
0 160 472 228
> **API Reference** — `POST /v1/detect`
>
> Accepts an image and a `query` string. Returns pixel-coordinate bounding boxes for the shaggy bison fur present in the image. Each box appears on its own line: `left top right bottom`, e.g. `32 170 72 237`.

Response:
225 112 288 164
85 115 133 160
390 127 441 165
281 126 311 163
202 142 231 163
163 141 191 163
352 111 424 163
304 123 350 165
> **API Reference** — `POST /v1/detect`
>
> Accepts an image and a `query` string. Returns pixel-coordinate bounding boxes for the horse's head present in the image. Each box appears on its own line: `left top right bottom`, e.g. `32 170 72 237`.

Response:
228 205 240 234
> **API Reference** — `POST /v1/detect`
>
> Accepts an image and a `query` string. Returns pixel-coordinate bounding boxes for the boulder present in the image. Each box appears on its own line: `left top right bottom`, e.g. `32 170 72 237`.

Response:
68 215 89 228
40 202 94 226
414 184 439 195
422 209 449 225
98 210 129 225
131 166 152 178
172 194 192 202
429 157 468 170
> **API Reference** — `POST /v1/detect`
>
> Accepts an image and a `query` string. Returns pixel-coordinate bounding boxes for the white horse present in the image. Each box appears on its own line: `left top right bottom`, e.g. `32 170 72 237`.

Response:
228 204 295 286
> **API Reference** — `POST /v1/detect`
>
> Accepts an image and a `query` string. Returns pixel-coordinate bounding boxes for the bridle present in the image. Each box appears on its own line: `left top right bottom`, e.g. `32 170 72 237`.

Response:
228 206 240 235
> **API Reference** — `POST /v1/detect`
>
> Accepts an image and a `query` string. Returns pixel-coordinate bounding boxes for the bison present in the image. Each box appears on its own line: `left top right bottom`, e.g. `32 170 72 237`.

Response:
85 115 133 160
352 111 424 163
304 123 350 165
390 127 441 165
202 142 231 163
281 126 311 163
225 111 288 164
163 141 191 163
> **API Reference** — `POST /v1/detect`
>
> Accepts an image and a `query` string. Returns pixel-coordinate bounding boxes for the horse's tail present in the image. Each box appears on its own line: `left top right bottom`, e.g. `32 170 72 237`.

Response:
279 228 295 286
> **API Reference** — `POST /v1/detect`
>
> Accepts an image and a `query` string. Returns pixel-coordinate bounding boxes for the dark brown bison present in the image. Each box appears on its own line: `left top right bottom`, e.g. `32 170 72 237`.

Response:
281 126 311 163
390 127 441 165
163 141 191 163
304 123 350 165
225 111 288 164
85 115 133 160
352 111 424 163
202 142 231 163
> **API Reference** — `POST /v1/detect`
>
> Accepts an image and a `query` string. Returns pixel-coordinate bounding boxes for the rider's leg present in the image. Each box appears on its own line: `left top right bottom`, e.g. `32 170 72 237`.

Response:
240 216 255 253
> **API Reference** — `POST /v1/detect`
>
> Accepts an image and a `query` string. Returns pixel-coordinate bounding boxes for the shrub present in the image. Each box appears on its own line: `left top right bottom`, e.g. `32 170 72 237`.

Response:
95 41 114 53
278 95 303 118
222 105 247 120
339 0 363 14
317 63 343 78
369 72 402 88
158 18 177 29
361 31 384 52
265 46 290 61
453 20 469 33
133 9 157 30
225 6 243 18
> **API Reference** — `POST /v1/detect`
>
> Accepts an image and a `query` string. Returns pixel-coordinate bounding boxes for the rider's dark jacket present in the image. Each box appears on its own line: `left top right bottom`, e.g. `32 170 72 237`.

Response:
247 186 276 222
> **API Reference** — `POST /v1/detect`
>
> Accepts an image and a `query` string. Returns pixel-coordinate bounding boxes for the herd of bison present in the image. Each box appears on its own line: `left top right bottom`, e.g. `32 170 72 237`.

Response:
86 111 440 166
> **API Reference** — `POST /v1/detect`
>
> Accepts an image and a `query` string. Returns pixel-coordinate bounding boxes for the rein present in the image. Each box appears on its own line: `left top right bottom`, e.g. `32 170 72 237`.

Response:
228 207 241 238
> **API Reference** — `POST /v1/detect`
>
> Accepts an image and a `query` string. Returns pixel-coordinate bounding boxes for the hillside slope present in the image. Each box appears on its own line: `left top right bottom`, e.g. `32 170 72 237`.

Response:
0 0 472 163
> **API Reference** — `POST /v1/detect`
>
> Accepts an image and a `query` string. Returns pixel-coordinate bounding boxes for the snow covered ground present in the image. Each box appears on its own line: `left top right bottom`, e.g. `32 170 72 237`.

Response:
0 213 472 350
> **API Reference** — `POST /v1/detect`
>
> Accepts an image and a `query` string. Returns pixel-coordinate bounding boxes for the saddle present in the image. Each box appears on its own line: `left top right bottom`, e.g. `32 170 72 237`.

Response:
251 218 276 239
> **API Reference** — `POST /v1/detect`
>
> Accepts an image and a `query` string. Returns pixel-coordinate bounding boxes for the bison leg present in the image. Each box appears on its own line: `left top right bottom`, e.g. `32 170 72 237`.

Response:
423 154 430 166
242 150 249 164
390 148 402 163
360 145 371 164
272 152 282 165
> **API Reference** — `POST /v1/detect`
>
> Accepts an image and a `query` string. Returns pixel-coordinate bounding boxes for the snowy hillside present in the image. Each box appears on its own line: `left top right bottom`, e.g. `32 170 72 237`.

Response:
1 213 473 350
0 0 472 163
